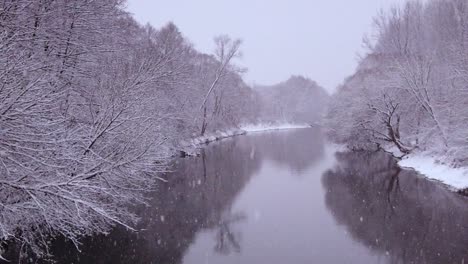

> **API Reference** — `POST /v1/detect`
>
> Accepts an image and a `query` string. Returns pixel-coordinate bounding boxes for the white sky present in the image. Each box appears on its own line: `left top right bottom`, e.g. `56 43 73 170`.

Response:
126 0 406 92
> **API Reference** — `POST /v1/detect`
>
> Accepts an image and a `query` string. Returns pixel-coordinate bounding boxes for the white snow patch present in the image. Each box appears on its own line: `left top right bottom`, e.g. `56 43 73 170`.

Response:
399 154 468 190
178 123 314 157
182 129 247 151
240 122 310 133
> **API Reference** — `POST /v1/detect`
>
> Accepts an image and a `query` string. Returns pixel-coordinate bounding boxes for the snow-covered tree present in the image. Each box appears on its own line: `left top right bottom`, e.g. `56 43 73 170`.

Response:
0 0 257 258
327 0 468 166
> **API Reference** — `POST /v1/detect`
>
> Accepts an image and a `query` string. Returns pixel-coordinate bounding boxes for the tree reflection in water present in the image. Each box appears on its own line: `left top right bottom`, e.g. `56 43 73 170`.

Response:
6 130 466 264
2 128 322 264
213 211 245 255
323 151 468 264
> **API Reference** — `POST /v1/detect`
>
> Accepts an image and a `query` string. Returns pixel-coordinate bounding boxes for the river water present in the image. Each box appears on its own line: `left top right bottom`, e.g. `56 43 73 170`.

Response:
26 128 468 263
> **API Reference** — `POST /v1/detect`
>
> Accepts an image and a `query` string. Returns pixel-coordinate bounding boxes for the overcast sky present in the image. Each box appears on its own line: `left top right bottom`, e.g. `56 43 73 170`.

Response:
126 0 406 92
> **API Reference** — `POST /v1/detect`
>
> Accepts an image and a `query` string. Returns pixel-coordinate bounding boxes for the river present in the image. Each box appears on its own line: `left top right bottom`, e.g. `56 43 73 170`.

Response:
17 128 468 263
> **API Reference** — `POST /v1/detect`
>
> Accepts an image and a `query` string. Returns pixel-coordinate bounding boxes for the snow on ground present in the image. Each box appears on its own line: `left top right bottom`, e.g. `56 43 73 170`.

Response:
399 154 468 190
178 123 312 156
180 129 247 150
240 123 311 133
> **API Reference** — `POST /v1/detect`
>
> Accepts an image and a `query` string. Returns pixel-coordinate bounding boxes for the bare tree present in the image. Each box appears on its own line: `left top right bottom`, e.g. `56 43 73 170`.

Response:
0 1 258 259
199 35 243 135
327 0 468 165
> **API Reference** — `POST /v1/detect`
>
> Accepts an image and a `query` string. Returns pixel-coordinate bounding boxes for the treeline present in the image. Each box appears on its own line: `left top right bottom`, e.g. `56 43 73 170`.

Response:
254 76 329 124
0 0 257 257
327 0 468 166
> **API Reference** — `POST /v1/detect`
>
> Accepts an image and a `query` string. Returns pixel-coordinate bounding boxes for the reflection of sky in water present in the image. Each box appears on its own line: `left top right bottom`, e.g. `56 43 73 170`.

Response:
183 144 385 264
29 128 468 264
323 151 468 264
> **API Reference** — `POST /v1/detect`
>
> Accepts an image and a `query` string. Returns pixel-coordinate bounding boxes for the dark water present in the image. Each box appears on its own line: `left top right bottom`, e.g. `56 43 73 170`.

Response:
5 128 468 263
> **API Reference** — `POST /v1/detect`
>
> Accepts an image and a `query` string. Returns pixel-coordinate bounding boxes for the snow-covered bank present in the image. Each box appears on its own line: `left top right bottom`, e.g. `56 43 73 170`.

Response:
183 122 312 148
240 123 311 133
178 129 247 156
190 129 246 145
177 123 313 157
337 143 468 192
398 154 468 191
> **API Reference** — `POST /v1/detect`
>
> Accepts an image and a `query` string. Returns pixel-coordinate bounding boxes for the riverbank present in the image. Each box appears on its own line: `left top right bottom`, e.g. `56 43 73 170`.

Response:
178 129 247 156
338 144 468 194
380 145 468 193
398 153 468 193
177 123 311 157
240 123 311 133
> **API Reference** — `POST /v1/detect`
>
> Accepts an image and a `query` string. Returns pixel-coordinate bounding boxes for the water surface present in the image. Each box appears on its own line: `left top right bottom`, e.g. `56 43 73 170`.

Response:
11 128 468 263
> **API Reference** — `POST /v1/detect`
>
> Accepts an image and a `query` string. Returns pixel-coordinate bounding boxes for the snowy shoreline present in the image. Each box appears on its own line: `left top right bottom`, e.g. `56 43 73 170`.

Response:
178 123 311 156
398 153 468 192
379 146 468 192
332 145 468 193
240 123 311 133
181 126 468 192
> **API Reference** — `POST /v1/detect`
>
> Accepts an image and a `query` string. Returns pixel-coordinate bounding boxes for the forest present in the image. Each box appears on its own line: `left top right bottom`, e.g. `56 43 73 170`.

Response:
326 0 468 168
0 0 327 258
254 76 328 125
1 0 468 262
